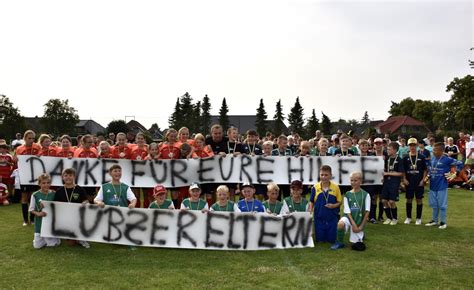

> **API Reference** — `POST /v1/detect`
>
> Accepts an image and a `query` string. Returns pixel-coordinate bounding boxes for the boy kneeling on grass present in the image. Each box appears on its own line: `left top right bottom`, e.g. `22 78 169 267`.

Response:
331 171 370 251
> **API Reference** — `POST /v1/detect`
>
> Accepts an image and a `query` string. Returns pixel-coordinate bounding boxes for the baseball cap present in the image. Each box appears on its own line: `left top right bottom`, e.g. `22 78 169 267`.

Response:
241 182 254 189
374 138 383 143
407 138 418 145
189 182 201 190
290 180 303 189
153 184 167 195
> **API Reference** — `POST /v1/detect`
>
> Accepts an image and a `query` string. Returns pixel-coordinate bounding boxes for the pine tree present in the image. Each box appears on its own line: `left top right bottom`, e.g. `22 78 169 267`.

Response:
288 97 304 135
305 109 319 139
201 94 212 136
179 92 194 129
192 100 202 134
255 99 267 137
361 111 370 126
321 111 332 135
168 98 181 129
219 98 230 132
273 99 285 136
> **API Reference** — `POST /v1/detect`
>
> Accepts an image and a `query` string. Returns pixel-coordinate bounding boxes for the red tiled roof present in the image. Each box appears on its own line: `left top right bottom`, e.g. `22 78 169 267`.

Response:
375 116 425 133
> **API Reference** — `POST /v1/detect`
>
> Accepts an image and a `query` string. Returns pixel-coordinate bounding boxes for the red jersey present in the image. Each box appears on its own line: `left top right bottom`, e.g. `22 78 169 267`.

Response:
176 139 195 148
98 151 112 159
110 145 132 159
192 147 214 158
0 183 7 197
56 147 76 158
0 153 13 179
15 143 41 156
39 147 58 157
131 146 148 161
74 147 98 158
159 143 181 159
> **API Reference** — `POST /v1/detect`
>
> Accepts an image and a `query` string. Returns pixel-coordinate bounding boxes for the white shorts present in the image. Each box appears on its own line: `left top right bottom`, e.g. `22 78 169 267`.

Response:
33 233 61 249
340 216 365 243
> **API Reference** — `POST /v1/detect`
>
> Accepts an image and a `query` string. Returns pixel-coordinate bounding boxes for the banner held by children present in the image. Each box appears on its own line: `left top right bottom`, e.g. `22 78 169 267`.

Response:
18 155 384 187
40 201 314 251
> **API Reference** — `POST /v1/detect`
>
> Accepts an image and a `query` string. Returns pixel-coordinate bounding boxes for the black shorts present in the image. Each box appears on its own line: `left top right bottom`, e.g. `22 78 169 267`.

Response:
381 186 399 201
406 187 424 199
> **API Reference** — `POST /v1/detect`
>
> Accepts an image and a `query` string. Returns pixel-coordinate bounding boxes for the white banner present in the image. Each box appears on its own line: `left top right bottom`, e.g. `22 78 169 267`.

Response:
40 201 314 251
18 155 384 187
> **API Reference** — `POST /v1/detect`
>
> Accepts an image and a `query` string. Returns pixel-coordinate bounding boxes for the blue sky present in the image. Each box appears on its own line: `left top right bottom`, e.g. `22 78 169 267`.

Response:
0 0 471 129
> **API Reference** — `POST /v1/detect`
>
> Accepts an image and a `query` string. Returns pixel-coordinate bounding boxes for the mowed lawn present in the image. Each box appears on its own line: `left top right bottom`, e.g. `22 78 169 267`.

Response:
1 189 473 289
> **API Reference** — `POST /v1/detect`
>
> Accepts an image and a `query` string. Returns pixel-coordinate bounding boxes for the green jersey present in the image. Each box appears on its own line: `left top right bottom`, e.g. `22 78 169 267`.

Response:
345 190 368 225
149 200 173 209
210 201 236 212
101 183 129 207
182 198 207 210
284 196 308 212
31 190 56 234
263 200 283 214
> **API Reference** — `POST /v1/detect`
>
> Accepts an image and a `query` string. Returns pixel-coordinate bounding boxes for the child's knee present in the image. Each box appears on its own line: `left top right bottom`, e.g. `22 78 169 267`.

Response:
337 220 345 229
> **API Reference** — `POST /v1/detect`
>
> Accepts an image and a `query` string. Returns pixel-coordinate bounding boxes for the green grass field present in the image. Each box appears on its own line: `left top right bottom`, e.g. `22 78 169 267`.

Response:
1 189 473 289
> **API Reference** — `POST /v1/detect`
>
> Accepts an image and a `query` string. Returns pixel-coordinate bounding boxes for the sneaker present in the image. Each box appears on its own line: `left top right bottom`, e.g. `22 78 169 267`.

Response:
404 218 411 224
378 217 384 222
22 222 27 226
383 219 392 225
78 241 90 249
330 242 345 250
390 219 398 225
425 220 438 227
439 223 447 229
415 219 422 225
369 218 377 224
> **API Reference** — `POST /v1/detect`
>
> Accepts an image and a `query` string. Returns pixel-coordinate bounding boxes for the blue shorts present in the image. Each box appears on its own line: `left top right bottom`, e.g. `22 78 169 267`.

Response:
381 185 399 201
314 219 337 243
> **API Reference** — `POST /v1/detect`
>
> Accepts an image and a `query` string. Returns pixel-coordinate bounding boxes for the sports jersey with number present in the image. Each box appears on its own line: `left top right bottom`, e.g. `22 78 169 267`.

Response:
181 198 208 210
29 190 56 233
263 200 283 215
310 182 342 221
149 199 174 209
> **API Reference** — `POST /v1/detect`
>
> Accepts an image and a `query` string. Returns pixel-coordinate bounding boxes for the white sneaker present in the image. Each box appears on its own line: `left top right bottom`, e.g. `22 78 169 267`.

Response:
22 222 27 226
390 219 398 225
425 221 438 227
78 241 90 248
383 219 392 225
439 223 447 229
404 218 411 224
415 219 422 225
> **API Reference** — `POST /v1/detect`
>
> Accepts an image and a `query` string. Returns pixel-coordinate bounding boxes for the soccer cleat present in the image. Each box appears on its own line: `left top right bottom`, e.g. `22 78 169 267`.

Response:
390 219 398 225
22 222 27 226
425 221 438 227
439 223 447 229
415 219 422 225
78 241 90 249
404 218 411 224
383 219 392 225
369 218 377 224
330 242 345 250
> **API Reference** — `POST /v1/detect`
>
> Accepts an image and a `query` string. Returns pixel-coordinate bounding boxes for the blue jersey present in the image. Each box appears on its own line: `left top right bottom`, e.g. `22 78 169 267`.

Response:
237 199 265 212
429 155 459 191
310 182 342 222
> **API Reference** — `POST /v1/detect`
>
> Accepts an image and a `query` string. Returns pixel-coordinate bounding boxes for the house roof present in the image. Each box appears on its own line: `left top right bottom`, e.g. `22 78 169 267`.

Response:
127 120 148 132
375 116 426 133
